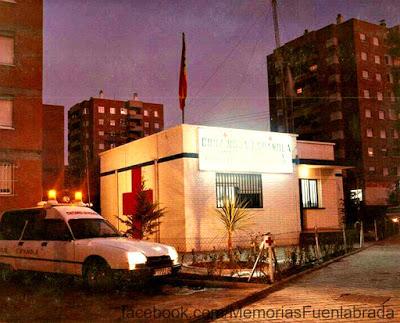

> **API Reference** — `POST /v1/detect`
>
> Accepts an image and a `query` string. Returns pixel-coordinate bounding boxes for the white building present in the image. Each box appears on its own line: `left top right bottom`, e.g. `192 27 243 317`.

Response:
100 124 347 252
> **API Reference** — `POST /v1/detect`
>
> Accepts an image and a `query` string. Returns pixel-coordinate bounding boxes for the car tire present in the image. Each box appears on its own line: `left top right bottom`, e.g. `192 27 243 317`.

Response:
83 259 113 291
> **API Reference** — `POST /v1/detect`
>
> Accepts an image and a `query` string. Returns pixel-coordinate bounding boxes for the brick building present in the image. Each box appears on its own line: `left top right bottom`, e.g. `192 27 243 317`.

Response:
100 125 346 251
42 104 64 195
68 93 164 211
0 0 43 212
267 15 400 215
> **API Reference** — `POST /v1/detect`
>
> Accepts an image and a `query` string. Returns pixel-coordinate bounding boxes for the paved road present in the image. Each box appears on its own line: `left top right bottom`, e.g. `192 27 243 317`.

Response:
217 236 400 322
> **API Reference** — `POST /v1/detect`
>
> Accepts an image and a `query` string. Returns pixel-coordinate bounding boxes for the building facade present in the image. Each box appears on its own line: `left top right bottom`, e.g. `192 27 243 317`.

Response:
0 0 43 212
68 93 164 211
42 104 64 195
100 124 346 252
267 16 400 213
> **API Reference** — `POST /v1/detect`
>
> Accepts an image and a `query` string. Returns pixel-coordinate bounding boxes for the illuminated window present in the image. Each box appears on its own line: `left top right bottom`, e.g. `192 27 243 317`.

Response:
83 108 88 115
383 168 389 176
216 173 263 208
154 111 159 118
380 129 386 139
110 107 116 114
98 106 105 113
0 35 14 65
144 122 149 128
309 64 318 71
365 109 372 118
368 147 374 157
390 91 396 102
381 148 388 157
377 92 383 101
300 179 319 209
376 73 382 82
388 73 393 83
296 88 303 94
0 98 13 128
393 129 399 139
378 110 385 119
361 52 367 61
367 128 373 137
143 110 149 117
98 119 104 125
120 108 127 115
363 90 370 98
0 162 13 195
110 120 115 126
359 33 366 41
372 37 379 46
374 55 380 64
385 55 392 65
368 167 375 173
154 122 160 129
350 189 363 201
98 131 104 136
99 143 104 150
362 70 369 79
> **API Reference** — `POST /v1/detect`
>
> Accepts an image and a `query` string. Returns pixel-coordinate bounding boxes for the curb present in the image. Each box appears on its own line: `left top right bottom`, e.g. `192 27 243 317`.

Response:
190 243 378 322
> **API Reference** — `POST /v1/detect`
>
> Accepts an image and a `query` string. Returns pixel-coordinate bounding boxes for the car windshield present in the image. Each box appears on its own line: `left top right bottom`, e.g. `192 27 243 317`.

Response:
68 219 121 239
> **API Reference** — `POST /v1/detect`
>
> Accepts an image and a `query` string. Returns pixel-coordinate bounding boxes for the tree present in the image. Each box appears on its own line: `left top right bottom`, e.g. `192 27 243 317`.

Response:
215 198 253 261
118 180 165 239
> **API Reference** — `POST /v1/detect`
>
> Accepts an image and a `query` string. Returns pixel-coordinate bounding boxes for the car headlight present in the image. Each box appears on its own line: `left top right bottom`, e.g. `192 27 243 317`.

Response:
127 252 147 270
167 246 179 265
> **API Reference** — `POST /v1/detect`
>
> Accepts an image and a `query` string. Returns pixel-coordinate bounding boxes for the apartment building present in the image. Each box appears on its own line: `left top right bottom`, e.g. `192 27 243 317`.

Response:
267 15 400 214
68 92 164 211
0 0 43 212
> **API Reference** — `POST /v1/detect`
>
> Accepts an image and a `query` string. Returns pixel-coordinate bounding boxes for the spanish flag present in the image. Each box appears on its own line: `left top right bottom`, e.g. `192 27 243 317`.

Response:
179 33 187 121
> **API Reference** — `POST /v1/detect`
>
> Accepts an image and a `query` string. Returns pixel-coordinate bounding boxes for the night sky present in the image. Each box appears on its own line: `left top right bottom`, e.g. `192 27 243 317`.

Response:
43 0 400 161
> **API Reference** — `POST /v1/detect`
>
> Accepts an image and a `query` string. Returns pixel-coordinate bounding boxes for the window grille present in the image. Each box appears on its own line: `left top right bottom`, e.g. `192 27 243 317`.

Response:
300 179 319 208
0 162 14 195
216 173 263 208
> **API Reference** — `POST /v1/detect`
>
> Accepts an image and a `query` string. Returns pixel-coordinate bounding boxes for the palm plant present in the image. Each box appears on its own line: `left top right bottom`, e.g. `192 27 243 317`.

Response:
215 198 253 261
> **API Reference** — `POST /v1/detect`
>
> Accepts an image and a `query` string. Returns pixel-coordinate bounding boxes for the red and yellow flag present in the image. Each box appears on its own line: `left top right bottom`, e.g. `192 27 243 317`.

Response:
179 33 187 116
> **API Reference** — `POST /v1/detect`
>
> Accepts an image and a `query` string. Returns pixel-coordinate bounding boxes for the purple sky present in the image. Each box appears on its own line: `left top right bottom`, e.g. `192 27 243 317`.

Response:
43 0 400 162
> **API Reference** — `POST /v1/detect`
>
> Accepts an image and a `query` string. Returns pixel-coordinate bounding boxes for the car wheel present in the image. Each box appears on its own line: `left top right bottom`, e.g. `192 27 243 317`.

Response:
83 259 113 291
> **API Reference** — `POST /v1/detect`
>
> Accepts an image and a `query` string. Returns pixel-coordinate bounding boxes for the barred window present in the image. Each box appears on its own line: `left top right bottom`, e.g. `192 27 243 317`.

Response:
300 179 319 209
216 173 263 208
0 162 14 195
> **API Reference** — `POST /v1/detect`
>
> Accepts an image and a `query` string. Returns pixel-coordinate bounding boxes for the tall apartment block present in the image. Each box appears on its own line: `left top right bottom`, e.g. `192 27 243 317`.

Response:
0 0 43 212
267 15 400 214
68 92 164 211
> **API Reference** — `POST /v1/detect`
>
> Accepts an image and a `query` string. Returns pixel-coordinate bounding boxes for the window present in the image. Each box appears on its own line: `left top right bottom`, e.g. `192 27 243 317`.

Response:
83 108 88 115
367 128 373 137
296 88 303 94
98 106 105 113
365 109 372 118
99 143 104 150
368 167 376 173
361 52 367 61
380 129 386 139
385 55 392 65
362 70 369 79
388 73 394 83
144 122 149 128
0 162 13 195
368 147 374 157
85 132 89 139
393 129 399 139
300 179 319 209
98 131 104 136
309 64 318 71
372 37 379 46
154 111 159 118
325 37 338 47
0 98 13 128
376 73 382 82
390 91 396 102
154 122 160 129
121 108 127 115
330 111 343 121
98 119 104 125
381 148 388 157
0 35 14 65
143 110 149 117
360 33 366 41
378 110 385 119
383 168 389 176
326 55 339 65
110 143 116 149
377 92 383 101
216 173 263 208
363 90 370 98
42 220 72 241
110 120 115 126
374 55 381 64
110 107 116 114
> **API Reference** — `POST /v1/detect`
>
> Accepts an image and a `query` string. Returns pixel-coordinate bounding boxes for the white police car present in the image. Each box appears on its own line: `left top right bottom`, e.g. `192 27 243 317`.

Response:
0 192 180 288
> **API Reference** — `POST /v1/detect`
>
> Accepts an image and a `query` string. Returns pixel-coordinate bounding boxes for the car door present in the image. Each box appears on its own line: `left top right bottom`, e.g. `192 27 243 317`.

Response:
42 219 76 275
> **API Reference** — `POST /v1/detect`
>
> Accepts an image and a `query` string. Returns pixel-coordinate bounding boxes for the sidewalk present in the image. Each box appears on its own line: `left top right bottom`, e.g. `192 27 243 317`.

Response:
215 236 400 322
